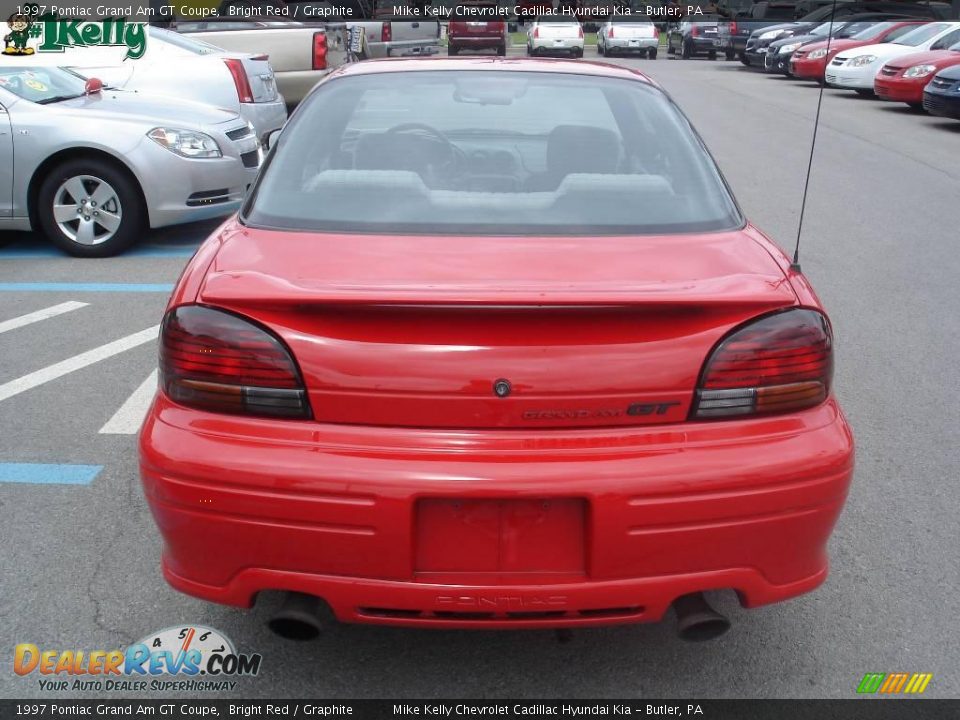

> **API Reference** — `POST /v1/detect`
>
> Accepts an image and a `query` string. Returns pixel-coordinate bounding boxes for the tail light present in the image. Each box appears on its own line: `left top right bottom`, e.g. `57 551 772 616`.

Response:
223 58 254 104
730 21 738 34
534 26 540 38
691 25 699 37
381 21 392 43
160 306 310 419
608 26 614 38
578 26 584 39
312 31 327 70
692 309 833 419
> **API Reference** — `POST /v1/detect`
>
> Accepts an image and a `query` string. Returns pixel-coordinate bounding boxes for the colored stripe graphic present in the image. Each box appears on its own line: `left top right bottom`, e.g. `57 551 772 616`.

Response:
0 463 102 485
880 673 909 694
858 672 932 694
857 674 885 694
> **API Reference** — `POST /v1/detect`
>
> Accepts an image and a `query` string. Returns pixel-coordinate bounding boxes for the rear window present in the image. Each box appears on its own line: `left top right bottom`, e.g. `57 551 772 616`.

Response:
244 71 742 236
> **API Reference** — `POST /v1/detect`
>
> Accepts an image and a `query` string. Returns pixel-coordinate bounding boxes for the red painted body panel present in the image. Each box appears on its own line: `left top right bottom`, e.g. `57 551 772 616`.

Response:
141 394 852 626
874 51 960 103
140 59 855 629
196 221 798 429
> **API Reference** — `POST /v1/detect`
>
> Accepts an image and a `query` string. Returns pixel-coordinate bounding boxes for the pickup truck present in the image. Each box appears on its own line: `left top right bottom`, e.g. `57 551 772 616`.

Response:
174 20 350 106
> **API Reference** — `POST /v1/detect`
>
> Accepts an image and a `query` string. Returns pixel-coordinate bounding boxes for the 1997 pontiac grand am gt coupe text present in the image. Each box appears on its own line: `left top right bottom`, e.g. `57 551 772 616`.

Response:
139 57 855 642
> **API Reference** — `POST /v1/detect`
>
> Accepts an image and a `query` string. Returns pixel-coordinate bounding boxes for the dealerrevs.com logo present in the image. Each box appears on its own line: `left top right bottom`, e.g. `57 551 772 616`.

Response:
14 626 262 693
3 4 147 59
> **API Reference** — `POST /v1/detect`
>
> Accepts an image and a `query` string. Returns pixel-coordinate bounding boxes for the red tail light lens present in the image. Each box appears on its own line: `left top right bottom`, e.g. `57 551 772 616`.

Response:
692 309 833 419
578 26 584 39
381 21 392 43
312 31 327 70
160 306 310 419
691 25 699 37
534 26 540 38
730 21 738 34
223 58 254 103
608 26 614 38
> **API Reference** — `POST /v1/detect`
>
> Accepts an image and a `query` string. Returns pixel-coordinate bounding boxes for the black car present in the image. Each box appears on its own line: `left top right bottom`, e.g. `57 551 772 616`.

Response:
762 15 917 74
667 17 725 59
923 65 960 119
741 1 942 66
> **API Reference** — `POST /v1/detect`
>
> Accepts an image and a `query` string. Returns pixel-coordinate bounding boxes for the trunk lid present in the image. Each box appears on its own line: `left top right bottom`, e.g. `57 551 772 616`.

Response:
538 23 580 39
200 226 797 429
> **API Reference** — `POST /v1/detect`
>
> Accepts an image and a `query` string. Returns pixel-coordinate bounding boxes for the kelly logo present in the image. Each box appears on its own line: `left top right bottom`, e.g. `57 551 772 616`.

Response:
857 673 933 695
7 4 147 60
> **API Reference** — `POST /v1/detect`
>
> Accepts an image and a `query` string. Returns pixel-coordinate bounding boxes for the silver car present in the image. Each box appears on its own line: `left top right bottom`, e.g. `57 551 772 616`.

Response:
62 27 287 145
527 20 585 57
597 20 660 58
0 66 260 257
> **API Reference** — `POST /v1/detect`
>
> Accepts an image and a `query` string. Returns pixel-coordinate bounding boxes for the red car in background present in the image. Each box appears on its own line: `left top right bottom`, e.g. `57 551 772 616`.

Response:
791 20 927 81
139 58 854 642
447 1 507 56
874 43 960 107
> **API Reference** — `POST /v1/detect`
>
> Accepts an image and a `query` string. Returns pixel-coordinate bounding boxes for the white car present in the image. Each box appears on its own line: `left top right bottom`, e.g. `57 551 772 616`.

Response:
57 27 287 144
527 20 585 57
597 21 659 59
826 21 960 92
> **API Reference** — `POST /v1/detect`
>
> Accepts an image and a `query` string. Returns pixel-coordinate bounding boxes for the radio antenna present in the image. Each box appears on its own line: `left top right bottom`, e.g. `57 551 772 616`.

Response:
792 0 841 273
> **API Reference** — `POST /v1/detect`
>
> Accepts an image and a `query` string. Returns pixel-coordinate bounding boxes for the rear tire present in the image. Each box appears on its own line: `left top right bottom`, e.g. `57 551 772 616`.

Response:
708 50 717 60
36 157 144 258
574 47 583 58
597 42 605 55
681 39 692 59
725 49 735 60
447 45 459 56
648 48 657 60
497 43 506 56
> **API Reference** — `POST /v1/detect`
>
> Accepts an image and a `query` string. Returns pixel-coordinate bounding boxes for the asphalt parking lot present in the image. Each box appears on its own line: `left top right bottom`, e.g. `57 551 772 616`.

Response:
1 54 959 699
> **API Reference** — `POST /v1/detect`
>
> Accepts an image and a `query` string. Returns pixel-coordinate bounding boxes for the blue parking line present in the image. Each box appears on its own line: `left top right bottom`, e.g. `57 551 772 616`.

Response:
0 463 102 485
0 246 198 259
0 283 174 292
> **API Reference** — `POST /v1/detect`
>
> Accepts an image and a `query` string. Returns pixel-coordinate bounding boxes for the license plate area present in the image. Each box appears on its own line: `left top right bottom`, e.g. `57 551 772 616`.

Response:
415 498 586 583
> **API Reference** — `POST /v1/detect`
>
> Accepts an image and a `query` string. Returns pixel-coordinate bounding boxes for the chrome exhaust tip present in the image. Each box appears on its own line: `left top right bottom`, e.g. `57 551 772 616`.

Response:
266 592 330 641
672 593 731 642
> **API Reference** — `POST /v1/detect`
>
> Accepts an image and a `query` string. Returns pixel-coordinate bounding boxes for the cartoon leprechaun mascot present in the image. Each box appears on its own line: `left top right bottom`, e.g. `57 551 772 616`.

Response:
4 13 36 55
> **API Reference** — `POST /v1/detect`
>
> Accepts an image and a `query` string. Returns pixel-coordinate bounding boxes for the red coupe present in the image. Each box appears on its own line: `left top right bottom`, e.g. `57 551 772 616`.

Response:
875 43 960 107
139 58 854 641
791 20 928 81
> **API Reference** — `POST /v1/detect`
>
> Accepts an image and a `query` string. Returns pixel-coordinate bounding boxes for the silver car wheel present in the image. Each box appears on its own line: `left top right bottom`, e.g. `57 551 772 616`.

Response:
52 175 123 246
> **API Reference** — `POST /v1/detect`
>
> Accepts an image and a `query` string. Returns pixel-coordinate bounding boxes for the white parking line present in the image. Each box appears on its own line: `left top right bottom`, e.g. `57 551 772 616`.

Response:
0 301 89 335
0 325 160 403
99 370 158 435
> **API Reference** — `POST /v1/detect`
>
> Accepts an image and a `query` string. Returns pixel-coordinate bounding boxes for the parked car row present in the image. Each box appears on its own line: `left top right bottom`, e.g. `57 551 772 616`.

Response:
730 16 960 122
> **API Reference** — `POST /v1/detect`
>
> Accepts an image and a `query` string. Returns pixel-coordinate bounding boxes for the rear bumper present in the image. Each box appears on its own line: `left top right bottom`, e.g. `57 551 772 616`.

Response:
606 37 658 52
874 76 925 103
238 99 287 146
531 39 584 53
449 36 505 50
373 40 440 58
688 36 722 53
140 396 854 628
